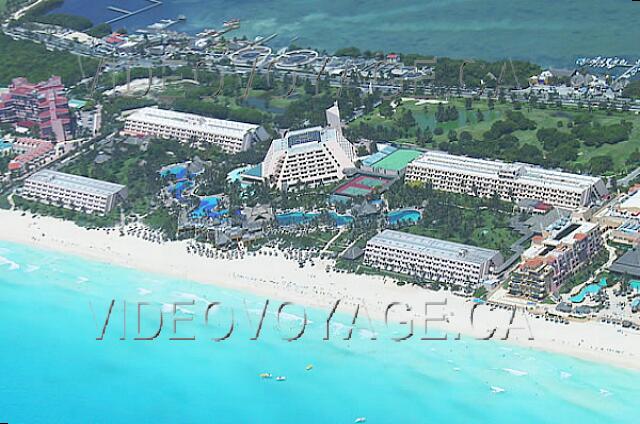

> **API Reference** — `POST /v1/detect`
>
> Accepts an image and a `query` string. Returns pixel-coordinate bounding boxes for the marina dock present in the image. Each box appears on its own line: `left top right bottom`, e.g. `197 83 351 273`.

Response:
105 0 163 25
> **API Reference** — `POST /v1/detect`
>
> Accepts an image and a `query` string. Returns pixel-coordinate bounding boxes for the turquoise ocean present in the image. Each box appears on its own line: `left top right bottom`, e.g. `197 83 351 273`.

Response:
1 240 639 423
50 0 640 67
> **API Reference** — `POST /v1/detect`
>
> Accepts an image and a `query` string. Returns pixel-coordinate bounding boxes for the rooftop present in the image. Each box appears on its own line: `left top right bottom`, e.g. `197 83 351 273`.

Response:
27 170 126 197
368 229 502 266
408 150 604 193
127 107 260 139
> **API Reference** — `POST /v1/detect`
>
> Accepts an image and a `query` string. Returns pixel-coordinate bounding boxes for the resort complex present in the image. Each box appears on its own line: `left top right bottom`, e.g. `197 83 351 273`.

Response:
509 218 603 300
405 151 608 210
21 170 127 214
0 76 73 142
247 105 357 189
8 137 57 174
364 230 504 287
123 107 269 153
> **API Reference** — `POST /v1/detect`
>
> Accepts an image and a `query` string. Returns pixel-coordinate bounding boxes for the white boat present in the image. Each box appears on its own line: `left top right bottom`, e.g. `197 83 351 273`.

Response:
224 18 241 28
259 373 272 379
491 386 506 394
354 418 366 423
276 376 286 381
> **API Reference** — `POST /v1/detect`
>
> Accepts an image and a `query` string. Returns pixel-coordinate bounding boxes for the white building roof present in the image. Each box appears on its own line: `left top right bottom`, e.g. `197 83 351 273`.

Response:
620 190 640 211
368 230 502 266
126 107 260 140
27 170 126 197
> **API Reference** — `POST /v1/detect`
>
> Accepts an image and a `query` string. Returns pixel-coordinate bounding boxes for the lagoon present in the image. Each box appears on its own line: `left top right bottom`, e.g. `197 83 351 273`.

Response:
51 0 640 67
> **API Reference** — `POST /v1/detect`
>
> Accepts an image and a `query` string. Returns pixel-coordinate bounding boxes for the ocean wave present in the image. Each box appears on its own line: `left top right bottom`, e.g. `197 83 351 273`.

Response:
76 276 89 284
503 368 528 377
560 371 572 379
25 264 40 273
176 292 209 304
0 255 20 271
137 288 152 296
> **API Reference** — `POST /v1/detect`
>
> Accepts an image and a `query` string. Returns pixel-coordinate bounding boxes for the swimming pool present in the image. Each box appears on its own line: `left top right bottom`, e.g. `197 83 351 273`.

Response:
276 211 319 226
570 277 607 303
191 196 225 219
276 211 354 227
387 209 421 225
227 165 252 188
160 164 189 180
629 280 640 292
171 180 194 200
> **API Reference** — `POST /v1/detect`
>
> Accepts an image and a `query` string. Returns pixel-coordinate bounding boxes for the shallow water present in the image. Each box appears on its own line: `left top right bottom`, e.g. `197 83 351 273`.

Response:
1 240 639 422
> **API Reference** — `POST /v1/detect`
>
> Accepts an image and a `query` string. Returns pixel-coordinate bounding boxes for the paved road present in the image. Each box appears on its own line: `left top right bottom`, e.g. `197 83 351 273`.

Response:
618 166 640 187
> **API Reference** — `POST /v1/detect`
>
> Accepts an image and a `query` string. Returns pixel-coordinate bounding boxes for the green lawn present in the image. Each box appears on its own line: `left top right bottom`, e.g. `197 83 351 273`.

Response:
350 97 640 176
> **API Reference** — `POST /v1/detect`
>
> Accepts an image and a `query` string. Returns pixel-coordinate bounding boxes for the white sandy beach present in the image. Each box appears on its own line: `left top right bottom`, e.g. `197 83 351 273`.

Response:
1 208 639 370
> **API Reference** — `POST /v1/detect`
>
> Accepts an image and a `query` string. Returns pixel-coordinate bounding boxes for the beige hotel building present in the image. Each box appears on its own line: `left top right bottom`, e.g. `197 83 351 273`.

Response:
405 151 608 210
364 230 504 286
123 107 268 153
22 170 127 214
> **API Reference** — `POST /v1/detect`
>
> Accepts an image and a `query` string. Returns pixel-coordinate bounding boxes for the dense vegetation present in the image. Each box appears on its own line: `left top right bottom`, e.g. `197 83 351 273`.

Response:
386 181 520 257
0 33 97 85
349 96 640 176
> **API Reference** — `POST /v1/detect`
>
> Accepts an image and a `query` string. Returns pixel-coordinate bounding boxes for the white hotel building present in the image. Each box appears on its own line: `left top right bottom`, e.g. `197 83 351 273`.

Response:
405 151 608 210
22 170 127 214
249 105 356 190
364 230 504 286
123 108 268 153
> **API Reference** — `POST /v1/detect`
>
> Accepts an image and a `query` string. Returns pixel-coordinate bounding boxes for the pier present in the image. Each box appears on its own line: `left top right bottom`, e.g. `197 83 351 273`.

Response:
105 0 163 25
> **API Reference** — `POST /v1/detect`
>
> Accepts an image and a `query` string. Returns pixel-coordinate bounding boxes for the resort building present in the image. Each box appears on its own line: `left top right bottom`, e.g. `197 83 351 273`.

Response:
364 230 504 287
509 218 603 300
22 170 127 214
0 76 73 142
123 107 269 153
405 151 608 210
8 137 57 174
244 104 357 190
257 126 356 190
593 186 640 245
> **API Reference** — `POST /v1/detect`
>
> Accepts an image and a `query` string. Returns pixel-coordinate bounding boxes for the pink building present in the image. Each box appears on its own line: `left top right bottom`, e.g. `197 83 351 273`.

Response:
8 137 56 174
0 76 73 142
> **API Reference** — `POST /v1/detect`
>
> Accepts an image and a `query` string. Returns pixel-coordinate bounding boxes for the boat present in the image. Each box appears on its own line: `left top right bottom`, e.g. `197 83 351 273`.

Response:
177 15 187 21
491 386 505 394
224 18 241 28
354 418 367 423
259 373 272 379
305 364 313 371
276 376 286 381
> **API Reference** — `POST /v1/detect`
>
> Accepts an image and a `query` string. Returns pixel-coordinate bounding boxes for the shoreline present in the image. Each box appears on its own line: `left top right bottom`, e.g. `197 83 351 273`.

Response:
1 208 639 370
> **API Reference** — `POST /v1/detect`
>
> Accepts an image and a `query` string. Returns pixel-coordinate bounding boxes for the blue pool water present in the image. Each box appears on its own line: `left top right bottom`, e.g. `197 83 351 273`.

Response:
570 278 608 304
276 211 353 227
276 211 319 226
630 281 640 292
1 240 639 423
170 180 193 200
191 196 225 219
387 209 421 225
329 212 354 227
227 165 252 189
160 164 189 180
